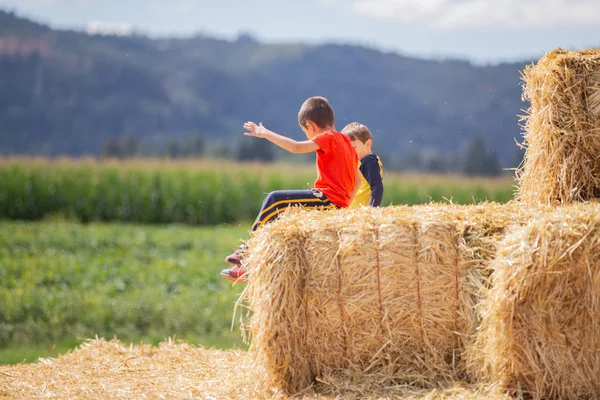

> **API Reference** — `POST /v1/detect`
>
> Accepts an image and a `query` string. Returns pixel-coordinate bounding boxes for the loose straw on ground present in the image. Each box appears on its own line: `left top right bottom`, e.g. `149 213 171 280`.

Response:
0 338 512 399
0 338 271 400
517 48 600 205
240 202 530 395
468 202 600 400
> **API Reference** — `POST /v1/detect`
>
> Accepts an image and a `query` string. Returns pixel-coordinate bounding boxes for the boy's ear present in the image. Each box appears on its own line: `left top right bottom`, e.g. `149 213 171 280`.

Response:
305 120 318 132
366 138 373 147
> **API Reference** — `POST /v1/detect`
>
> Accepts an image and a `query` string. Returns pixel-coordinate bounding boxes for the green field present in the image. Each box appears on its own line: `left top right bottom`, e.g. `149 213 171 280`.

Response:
0 157 517 365
0 219 249 364
0 157 515 225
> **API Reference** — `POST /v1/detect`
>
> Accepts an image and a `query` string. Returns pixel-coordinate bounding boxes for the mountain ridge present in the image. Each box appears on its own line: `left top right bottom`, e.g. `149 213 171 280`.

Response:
0 9 529 166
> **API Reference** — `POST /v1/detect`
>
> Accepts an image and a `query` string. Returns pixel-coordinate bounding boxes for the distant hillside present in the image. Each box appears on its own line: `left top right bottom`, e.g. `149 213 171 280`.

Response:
0 10 529 165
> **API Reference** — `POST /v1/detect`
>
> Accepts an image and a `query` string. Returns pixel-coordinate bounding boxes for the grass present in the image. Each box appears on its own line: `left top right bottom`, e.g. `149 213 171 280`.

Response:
0 335 239 365
0 218 250 365
0 339 82 364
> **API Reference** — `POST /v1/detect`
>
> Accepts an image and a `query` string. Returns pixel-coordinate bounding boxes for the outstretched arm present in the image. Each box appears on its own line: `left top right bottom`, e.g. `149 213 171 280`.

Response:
243 121 319 154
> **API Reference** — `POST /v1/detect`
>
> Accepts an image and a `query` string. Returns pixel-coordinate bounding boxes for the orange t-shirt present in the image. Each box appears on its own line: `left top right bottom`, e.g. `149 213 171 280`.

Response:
312 130 359 208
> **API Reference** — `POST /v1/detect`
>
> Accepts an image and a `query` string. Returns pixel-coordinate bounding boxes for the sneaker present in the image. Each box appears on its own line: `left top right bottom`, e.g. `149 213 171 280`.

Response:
225 243 248 266
220 265 248 283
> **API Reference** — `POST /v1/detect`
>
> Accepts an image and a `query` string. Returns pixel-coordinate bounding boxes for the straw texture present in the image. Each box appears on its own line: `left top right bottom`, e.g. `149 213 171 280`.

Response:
0 339 512 399
0 338 272 399
468 203 600 399
517 49 600 205
241 203 528 394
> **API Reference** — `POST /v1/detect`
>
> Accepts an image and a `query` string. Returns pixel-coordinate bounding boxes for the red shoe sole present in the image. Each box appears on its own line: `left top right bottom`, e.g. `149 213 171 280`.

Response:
220 271 248 283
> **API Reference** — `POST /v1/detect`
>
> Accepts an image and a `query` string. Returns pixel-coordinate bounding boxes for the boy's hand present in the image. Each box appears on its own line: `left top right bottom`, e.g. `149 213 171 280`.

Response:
243 121 269 138
242 121 317 154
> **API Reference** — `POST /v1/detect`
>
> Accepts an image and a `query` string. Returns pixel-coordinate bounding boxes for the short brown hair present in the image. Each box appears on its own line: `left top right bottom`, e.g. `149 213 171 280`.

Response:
298 96 335 128
341 122 372 144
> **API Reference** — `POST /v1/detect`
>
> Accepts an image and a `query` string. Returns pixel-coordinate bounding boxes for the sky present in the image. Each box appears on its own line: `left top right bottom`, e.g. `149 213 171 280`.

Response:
1 0 599 64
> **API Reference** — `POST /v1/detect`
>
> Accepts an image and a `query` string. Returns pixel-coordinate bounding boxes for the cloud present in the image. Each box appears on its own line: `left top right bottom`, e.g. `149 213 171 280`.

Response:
0 0 88 4
334 0 600 29
85 20 133 36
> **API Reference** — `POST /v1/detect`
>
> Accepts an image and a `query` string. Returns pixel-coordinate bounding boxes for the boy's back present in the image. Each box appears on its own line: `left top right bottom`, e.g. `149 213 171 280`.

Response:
313 129 359 208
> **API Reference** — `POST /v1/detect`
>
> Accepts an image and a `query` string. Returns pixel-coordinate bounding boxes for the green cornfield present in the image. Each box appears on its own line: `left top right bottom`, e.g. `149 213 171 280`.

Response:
0 157 516 225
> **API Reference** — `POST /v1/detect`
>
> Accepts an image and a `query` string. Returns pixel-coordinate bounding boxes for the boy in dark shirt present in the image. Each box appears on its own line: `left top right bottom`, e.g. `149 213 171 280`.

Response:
342 122 384 207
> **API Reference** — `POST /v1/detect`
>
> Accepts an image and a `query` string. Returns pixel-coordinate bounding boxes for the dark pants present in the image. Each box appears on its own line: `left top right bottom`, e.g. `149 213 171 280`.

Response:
251 189 335 231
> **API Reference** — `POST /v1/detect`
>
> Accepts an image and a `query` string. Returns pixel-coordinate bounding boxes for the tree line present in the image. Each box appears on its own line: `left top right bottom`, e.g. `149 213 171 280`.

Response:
102 133 519 177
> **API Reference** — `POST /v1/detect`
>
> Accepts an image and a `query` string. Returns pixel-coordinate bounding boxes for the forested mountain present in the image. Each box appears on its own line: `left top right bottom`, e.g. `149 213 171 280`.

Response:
0 10 529 167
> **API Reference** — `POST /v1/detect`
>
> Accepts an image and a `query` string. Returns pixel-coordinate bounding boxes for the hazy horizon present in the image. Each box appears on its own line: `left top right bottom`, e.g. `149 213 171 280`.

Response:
1 0 599 64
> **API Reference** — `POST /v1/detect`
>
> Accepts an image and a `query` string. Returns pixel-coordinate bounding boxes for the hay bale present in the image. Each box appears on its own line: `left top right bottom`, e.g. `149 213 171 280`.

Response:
241 203 527 394
468 203 600 400
517 49 600 205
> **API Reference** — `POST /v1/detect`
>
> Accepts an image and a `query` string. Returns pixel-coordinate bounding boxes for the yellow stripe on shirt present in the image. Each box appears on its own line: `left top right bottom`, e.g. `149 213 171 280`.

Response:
351 155 383 208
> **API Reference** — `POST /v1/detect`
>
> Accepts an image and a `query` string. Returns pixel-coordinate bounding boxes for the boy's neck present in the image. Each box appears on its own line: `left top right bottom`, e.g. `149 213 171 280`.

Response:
309 125 334 138
360 149 373 159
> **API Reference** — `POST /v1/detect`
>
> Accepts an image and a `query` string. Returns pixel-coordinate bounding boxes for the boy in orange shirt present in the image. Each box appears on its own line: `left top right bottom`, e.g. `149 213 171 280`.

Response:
221 96 360 282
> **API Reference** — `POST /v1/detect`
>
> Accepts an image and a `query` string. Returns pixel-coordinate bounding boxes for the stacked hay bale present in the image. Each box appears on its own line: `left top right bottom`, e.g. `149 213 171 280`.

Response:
241 49 600 398
517 49 600 205
241 203 527 394
468 203 600 400
466 49 600 399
